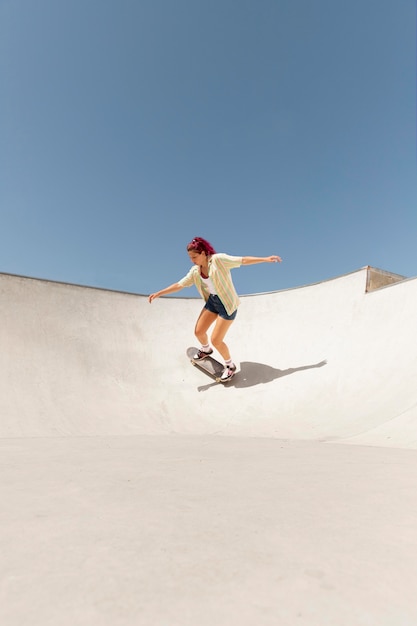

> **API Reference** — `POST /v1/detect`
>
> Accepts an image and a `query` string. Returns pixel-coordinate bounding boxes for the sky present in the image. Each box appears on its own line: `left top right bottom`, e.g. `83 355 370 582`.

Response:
1 0 416 298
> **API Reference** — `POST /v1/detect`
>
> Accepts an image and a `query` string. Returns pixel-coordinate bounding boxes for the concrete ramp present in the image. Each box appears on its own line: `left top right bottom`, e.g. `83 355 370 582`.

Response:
1 268 416 447
2 269 417 626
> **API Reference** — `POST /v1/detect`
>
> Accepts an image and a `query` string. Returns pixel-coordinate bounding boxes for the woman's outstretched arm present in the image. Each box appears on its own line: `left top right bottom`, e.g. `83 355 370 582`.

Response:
241 255 282 265
148 282 184 303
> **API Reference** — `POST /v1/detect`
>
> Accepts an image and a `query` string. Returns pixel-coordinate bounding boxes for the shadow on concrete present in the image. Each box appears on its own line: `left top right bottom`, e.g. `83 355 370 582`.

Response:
197 360 327 392
234 360 327 388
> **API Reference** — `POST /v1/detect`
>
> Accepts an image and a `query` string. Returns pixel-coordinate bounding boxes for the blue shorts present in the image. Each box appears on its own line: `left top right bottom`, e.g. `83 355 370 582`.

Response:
204 294 237 321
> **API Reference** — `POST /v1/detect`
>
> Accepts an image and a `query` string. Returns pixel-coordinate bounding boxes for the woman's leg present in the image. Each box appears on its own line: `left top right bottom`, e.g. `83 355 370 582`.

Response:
195 308 218 346
211 317 235 361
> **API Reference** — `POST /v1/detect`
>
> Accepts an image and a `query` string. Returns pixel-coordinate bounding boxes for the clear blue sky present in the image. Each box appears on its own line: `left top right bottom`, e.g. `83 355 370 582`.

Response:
1 0 416 297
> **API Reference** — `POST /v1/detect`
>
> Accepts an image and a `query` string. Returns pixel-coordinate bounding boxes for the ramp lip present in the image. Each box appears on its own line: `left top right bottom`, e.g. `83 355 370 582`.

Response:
0 266 411 299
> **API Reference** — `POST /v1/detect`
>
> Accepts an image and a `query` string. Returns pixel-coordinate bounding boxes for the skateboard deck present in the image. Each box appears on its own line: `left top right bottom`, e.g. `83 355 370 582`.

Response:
186 347 233 383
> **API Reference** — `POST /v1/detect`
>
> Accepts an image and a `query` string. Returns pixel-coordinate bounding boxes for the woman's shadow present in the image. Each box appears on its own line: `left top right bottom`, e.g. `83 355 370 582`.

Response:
234 360 327 388
197 359 327 391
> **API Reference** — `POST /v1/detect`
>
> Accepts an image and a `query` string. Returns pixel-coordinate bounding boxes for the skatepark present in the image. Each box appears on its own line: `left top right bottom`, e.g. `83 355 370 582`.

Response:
1 266 417 625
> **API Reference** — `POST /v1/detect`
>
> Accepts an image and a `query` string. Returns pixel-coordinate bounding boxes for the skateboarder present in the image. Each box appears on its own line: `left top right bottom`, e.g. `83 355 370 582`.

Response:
149 237 282 382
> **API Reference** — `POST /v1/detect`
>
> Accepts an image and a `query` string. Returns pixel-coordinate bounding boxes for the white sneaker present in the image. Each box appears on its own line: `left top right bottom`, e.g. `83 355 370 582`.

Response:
220 364 237 382
193 348 213 360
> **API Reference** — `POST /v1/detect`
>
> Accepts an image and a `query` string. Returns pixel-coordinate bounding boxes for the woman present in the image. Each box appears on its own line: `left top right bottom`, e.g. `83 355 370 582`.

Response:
149 237 282 381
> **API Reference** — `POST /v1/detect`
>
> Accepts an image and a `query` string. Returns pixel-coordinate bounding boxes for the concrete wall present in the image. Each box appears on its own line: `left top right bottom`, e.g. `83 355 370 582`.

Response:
1 268 417 447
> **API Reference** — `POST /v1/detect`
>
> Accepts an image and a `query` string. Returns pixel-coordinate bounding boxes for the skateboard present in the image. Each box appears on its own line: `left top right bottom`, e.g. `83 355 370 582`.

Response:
186 347 235 383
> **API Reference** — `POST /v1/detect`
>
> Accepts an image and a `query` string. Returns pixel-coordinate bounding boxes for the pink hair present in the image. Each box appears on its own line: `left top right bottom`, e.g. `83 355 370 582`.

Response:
187 237 216 255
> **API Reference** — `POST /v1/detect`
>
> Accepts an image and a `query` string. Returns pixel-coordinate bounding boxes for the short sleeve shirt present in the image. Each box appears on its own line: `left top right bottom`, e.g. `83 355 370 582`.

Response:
178 253 243 315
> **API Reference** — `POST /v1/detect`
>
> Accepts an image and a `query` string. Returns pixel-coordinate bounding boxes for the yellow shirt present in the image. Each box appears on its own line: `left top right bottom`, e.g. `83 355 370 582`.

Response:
178 253 243 315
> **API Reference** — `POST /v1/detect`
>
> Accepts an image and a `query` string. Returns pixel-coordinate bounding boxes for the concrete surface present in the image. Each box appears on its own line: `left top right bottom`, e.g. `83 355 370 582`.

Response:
1 268 417 625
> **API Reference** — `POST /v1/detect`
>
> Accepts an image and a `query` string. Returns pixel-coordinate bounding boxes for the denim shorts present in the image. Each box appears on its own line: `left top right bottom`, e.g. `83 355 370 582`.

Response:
204 294 237 321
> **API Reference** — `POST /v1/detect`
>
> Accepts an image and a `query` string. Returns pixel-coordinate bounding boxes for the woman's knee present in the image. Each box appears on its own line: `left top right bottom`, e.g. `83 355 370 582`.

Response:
195 310 216 336
195 318 208 336
211 331 227 349
211 333 219 347
212 319 234 344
